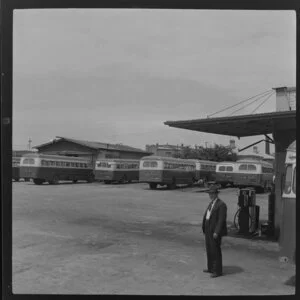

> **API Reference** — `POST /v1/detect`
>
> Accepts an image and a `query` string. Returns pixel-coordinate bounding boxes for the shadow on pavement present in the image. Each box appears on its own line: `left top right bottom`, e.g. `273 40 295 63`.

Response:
284 275 296 286
226 222 277 242
223 265 244 275
142 184 199 191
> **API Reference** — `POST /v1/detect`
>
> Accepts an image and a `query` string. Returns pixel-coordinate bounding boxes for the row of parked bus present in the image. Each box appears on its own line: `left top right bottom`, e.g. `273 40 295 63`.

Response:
13 153 274 192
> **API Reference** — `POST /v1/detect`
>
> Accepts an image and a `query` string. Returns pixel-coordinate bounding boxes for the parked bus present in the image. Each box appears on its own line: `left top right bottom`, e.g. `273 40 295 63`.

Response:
196 160 218 183
19 153 94 185
139 156 197 189
279 140 296 264
234 159 274 192
12 156 21 182
215 162 238 188
94 159 140 183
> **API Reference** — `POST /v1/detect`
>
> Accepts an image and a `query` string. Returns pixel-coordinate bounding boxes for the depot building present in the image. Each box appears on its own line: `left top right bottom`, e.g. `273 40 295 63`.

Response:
33 136 152 166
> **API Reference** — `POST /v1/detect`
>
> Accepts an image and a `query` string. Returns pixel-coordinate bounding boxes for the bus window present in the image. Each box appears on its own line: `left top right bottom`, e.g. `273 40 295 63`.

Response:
239 164 247 171
23 158 35 165
248 164 257 171
143 161 158 168
41 160 47 166
66 162 70 167
284 165 293 194
219 166 225 171
55 161 60 167
226 166 233 171
292 167 296 194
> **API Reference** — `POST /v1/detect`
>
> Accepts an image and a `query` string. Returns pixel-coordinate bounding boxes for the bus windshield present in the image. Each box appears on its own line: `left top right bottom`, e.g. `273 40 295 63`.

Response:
143 161 158 168
284 165 293 194
23 158 35 165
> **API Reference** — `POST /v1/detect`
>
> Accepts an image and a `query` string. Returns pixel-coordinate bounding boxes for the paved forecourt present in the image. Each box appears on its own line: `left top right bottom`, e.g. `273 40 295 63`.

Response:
12 181 295 295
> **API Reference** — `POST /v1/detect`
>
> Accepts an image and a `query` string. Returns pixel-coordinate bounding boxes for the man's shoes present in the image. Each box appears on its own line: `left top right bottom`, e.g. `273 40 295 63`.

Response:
210 273 222 278
203 269 212 273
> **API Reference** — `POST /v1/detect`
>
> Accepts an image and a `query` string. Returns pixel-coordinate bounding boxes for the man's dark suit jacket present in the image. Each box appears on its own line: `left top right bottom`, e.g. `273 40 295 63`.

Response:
202 198 228 237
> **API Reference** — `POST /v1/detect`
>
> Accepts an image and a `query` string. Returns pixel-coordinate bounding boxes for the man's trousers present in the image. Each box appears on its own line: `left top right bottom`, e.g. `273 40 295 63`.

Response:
205 220 223 275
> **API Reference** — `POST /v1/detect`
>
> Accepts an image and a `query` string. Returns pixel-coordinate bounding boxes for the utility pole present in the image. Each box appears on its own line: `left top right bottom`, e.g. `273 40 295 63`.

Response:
28 138 32 151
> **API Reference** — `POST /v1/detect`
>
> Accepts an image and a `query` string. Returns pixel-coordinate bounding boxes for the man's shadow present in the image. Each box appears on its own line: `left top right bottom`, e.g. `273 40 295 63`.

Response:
284 275 296 287
223 265 244 275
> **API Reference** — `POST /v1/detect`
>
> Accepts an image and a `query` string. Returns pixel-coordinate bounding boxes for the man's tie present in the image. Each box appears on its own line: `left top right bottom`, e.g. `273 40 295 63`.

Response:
207 200 214 212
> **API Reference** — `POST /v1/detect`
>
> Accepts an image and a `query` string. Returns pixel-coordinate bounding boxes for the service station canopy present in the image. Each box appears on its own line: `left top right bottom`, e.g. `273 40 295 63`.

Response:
164 111 296 138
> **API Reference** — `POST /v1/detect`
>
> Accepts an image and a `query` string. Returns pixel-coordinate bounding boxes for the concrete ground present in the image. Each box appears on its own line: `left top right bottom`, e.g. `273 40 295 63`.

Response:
12 181 295 295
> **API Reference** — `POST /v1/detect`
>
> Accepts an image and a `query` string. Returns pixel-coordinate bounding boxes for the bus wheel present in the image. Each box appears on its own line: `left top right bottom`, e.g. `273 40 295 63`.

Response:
168 179 176 190
33 179 43 185
120 175 127 184
149 183 157 190
50 176 59 185
255 186 264 194
73 179 78 183
87 174 94 183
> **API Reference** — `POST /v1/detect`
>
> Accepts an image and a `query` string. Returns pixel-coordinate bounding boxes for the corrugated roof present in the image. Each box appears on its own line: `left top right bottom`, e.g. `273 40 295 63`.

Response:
34 137 151 154
164 111 296 138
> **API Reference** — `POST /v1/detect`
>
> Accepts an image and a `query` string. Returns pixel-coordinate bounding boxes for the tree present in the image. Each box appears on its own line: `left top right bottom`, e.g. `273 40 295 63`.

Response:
174 143 237 162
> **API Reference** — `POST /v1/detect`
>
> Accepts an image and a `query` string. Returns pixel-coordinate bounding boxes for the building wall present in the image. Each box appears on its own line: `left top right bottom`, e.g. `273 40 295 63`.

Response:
119 152 149 159
96 151 120 159
273 129 296 240
156 149 175 157
37 141 149 167
145 144 181 157
275 87 296 112
96 151 147 160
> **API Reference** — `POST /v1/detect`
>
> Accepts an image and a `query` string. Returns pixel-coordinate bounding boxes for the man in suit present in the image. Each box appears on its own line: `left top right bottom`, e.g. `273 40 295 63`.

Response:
202 185 227 278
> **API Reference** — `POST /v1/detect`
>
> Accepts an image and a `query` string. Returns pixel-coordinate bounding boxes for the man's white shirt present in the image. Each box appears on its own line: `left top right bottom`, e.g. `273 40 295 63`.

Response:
206 198 218 220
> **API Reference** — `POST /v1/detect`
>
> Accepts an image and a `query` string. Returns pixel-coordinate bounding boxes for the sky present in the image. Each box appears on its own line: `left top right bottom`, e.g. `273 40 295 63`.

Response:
13 9 296 153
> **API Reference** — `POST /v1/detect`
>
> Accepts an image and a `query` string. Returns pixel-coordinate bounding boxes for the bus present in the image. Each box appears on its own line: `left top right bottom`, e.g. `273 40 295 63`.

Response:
94 159 140 183
195 160 218 183
19 153 94 185
234 159 274 193
279 140 296 264
215 162 238 188
12 156 21 181
139 156 197 189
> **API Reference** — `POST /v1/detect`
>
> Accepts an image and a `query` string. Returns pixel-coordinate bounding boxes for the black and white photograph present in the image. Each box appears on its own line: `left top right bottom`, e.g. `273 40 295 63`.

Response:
7 6 296 295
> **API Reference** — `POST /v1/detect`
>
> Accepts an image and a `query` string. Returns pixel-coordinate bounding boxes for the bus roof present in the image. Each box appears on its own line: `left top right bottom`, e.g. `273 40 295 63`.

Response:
141 156 196 164
96 158 140 162
236 159 273 168
216 161 237 166
21 153 91 162
197 160 218 165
